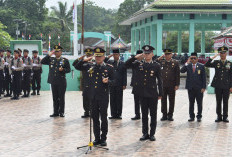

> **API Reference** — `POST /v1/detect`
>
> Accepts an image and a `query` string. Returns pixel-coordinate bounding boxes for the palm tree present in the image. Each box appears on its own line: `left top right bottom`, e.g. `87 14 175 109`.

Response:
50 1 73 32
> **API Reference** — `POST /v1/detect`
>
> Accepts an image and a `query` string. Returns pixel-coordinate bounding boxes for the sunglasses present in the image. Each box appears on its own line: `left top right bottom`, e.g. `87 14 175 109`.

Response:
190 57 197 60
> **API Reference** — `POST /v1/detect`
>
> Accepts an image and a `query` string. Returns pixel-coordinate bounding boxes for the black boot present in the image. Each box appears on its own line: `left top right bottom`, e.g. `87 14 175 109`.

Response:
31 91 36 95
131 115 140 120
37 90 40 95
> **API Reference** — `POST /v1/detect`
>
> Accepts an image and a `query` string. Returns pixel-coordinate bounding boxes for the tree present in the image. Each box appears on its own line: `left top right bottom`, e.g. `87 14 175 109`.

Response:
0 22 11 48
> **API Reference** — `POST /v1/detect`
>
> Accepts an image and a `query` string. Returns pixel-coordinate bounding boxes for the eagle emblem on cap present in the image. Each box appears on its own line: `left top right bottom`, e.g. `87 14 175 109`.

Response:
55 45 58 49
96 48 100 53
87 49 90 52
166 50 169 53
145 46 149 51
222 47 224 51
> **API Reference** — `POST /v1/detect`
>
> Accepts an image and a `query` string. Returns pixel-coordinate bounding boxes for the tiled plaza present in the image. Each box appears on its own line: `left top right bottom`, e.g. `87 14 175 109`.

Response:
0 89 232 157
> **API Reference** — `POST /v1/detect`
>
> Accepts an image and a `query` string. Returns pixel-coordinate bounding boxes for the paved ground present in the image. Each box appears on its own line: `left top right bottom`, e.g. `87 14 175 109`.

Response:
0 89 232 157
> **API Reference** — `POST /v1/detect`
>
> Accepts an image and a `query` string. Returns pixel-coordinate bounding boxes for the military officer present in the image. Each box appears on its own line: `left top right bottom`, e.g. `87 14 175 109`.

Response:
0 50 4 99
125 45 163 141
205 46 232 123
73 48 94 118
125 50 144 120
75 47 114 147
41 45 71 117
157 49 180 121
31 50 42 95
22 49 32 97
4 50 13 97
10 50 24 100
105 49 127 120
181 52 206 122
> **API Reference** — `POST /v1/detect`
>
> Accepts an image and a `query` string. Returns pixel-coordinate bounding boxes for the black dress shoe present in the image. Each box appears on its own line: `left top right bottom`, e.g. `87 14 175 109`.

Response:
150 136 156 141
50 114 59 117
100 140 107 146
188 118 195 122
116 116 122 119
108 116 117 119
21 95 27 98
140 134 150 141
93 140 101 145
215 118 222 122
168 117 174 121
160 116 168 121
31 92 36 95
37 91 40 95
81 114 90 118
197 118 202 122
223 119 229 123
60 113 65 117
131 115 140 120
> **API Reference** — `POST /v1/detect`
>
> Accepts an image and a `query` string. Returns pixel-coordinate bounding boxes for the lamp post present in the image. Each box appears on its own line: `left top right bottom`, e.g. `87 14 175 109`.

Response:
13 19 22 40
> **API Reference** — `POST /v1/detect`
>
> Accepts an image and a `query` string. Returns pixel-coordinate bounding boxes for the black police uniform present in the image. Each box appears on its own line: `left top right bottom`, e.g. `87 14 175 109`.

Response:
125 50 143 120
31 51 42 95
105 49 127 119
41 46 71 117
126 45 163 141
75 47 114 145
205 47 232 122
22 55 32 97
0 57 4 98
4 55 13 97
157 49 180 121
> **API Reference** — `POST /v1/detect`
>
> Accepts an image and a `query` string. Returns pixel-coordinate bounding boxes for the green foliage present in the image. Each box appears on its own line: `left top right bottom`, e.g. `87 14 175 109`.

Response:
0 22 11 48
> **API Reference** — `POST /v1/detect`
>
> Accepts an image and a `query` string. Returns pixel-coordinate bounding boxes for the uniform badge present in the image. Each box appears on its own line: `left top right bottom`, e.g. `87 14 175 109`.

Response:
198 70 201 74
226 63 231 69
217 63 220 68
88 67 94 74
172 63 175 66
104 70 108 72
150 74 154 76
151 71 154 73
51 65 53 68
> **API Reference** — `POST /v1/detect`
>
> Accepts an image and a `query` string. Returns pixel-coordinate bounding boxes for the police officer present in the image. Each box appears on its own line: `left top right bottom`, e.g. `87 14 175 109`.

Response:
205 46 232 123
157 49 180 121
105 49 127 119
126 45 163 141
22 49 32 97
0 50 4 99
75 47 114 147
41 45 71 117
125 50 144 120
31 50 42 95
10 50 24 100
4 50 13 97
73 48 94 118
181 52 206 122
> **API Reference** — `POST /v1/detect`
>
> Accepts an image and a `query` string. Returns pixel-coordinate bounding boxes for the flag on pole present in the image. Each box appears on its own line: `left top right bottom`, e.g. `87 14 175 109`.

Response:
22 33 24 40
40 33 43 40
58 35 60 46
49 35 51 52
72 3 75 23
29 34 31 40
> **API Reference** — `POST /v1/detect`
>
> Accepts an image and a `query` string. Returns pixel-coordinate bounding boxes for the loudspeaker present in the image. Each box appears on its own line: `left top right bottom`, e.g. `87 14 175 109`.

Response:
158 14 163 19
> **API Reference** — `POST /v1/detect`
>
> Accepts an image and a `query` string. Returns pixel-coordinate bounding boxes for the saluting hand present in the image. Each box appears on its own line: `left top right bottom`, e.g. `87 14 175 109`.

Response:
79 55 86 60
211 53 219 60
135 53 143 59
83 56 93 62
49 50 55 56
186 57 191 64
108 54 113 58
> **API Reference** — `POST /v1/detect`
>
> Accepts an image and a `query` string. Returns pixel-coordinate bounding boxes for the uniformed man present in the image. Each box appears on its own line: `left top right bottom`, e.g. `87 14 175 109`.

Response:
125 50 144 120
0 50 4 99
22 49 32 97
75 47 114 147
10 50 24 100
0 49 5 95
180 52 206 122
4 50 13 97
105 49 127 120
17 48 23 95
41 45 71 117
125 45 163 141
157 49 180 121
73 48 94 118
31 50 42 95
205 46 232 123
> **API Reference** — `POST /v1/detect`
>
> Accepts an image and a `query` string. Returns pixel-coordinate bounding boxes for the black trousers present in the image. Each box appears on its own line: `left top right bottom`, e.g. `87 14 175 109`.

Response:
4 72 12 95
161 86 176 117
0 70 3 96
83 94 90 115
91 98 109 141
141 97 158 136
32 70 41 92
215 88 230 119
12 71 22 97
134 93 141 116
188 88 203 119
22 70 32 94
51 81 67 114
110 86 123 117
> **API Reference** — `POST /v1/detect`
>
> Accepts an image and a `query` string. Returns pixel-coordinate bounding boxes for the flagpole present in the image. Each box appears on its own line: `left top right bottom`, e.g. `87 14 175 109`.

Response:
81 0 85 55
73 0 78 56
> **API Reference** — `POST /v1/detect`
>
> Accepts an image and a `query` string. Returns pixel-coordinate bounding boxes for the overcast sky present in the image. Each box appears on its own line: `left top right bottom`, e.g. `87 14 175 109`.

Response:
46 0 125 10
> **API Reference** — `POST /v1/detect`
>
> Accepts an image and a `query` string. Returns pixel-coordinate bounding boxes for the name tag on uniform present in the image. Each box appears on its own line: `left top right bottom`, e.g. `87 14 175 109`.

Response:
198 70 201 74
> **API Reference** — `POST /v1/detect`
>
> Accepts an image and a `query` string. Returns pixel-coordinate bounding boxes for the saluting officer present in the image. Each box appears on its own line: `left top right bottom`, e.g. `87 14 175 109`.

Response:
31 50 42 95
10 50 24 100
126 45 163 141
105 49 127 120
205 46 232 123
4 50 13 97
0 50 4 99
157 49 180 121
41 45 71 117
22 49 32 97
75 47 114 147
73 48 94 118
125 50 144 120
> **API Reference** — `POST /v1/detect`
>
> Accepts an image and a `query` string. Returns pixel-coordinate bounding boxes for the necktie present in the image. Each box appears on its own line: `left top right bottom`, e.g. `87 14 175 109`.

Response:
192 64 196 73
